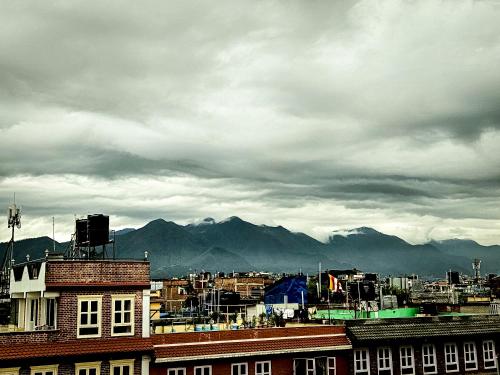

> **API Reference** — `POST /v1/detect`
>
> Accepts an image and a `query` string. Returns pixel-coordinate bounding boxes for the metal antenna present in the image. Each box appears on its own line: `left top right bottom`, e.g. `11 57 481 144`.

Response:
52 216 56 252
1 200 22 298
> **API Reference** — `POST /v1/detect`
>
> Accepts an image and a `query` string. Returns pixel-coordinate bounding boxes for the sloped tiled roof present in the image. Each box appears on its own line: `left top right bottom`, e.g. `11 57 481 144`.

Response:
153 326 351 363
0 337 152 361
346 315 500 342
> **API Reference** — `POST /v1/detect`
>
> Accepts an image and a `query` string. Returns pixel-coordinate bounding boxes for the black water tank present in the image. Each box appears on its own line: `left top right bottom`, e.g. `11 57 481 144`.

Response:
87 214 109 247
75 219 88 246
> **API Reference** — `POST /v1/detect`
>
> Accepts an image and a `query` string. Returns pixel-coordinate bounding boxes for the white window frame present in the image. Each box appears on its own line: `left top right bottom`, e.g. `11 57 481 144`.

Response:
483 340 497 369
464 341 478 371
111 295 135 336
255 361 272 375
231 363 248 375
77 296 102 338
377 347 392 375
444 343 459 373
75 362 101 375
422 344 437 375
167 369 186 375
194 366 212 375
327 357 336 375
0 368 20 375
30 365 58 375
109 360 134 375
354 348 370 375
399 346 415 375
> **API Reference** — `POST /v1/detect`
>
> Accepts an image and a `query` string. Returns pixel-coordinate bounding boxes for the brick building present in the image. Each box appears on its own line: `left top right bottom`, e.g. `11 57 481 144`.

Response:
214 276 273 299
2 255 499 375
0 256 152 375
160 280 191 312
150 325 351 375
346 315 500 375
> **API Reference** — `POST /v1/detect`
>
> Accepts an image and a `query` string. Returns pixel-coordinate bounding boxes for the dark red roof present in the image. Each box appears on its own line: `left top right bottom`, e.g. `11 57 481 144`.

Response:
152 325 346 345
153 326 351 362
45 281 151 289
0 337 152 361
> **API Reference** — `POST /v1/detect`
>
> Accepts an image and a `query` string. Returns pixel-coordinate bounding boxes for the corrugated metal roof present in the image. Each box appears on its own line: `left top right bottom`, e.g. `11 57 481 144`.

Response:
346 315 500 342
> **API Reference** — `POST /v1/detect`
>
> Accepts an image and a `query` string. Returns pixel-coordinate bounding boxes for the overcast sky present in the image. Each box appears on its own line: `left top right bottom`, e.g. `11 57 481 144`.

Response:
1 0 500 245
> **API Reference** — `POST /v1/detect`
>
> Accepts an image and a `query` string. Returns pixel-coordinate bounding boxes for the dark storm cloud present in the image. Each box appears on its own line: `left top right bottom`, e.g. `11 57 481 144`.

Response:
1 0 500 245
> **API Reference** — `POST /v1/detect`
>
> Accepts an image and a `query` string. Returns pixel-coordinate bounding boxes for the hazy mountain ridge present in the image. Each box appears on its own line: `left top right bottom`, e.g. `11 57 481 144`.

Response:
1 218 499 277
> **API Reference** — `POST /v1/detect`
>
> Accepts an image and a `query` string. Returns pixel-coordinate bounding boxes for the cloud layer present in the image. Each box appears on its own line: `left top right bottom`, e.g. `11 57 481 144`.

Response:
1 1 500 245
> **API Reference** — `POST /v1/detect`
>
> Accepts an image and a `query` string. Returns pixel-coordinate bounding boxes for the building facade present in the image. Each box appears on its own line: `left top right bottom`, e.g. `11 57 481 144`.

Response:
150 325 351 375
346 315 500 375
0 257 152 375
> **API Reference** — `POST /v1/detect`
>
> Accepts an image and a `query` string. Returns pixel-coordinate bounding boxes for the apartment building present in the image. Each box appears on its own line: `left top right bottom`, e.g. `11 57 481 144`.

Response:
0 256 152 375
150 325 351 375
346 315 500 375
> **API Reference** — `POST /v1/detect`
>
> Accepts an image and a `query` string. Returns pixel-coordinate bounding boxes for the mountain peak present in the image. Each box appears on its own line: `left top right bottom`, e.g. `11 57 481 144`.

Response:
331 227 380 237
142 218 179 230
219 216 244 224
353 227 380 235
188 217 216 226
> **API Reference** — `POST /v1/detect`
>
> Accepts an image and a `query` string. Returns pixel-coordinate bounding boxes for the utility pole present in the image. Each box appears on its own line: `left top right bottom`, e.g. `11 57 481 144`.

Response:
318 262 322 299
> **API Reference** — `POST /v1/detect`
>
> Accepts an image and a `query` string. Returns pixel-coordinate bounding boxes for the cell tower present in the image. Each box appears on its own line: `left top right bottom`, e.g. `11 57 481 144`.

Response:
1 202 21 298
472 258 481 283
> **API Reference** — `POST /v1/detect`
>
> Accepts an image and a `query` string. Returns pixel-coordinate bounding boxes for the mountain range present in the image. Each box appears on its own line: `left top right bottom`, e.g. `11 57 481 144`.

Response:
1 217 499 278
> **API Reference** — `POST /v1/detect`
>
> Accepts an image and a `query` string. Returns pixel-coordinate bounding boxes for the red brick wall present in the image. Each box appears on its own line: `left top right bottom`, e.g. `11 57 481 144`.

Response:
0 288 146 344
45 260 150 286
153 353 350 375
56 288 144 341
13 356 143 375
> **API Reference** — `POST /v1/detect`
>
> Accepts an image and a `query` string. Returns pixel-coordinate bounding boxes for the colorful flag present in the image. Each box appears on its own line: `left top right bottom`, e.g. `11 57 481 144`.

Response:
329 274 343 292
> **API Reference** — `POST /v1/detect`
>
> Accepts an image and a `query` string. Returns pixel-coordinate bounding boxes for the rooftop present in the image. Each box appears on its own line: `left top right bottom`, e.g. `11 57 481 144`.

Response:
346 315 500 342
152 325 351 363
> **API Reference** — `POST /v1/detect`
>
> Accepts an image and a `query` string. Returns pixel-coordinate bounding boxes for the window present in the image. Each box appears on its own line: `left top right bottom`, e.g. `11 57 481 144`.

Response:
399 346 415 375
167 369 185 375
464 342 478 371
45 298 57 328
28 298 39 329
77 296 101 337
255 361 271 375
422 344 437 374
327 357 336 375
75 362 101 375
110 360 133 375
231 363 247 375
444 343 459 373
294 357 334 375
194 366 212 375
0 368 20 375
194 366 211 375
112 295 134 336
377 347 392 375
483 340 497 369
31 365 58 375
354 349 370 375
293 359 314 375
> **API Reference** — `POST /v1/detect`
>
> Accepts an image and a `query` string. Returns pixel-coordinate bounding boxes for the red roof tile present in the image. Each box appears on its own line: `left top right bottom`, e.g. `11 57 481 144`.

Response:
153 326 351 362
0 337 153 361
152 325 346 345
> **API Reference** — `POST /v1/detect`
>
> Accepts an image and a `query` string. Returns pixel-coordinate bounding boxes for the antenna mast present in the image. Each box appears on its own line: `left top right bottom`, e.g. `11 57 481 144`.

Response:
1 201 21 298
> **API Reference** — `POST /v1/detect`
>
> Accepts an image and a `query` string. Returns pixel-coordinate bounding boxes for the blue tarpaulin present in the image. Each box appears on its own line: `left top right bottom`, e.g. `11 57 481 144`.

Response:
264 275 308 305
